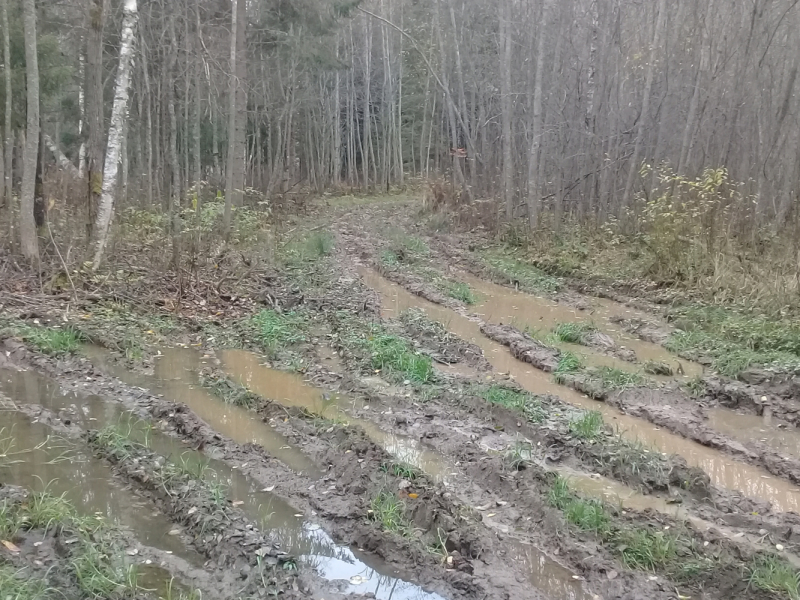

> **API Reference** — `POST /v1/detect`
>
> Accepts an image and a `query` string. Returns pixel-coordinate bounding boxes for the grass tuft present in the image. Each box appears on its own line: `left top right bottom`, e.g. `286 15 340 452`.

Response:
480 249 561 294
250 310 307 356
199 371 261 409
18 325 86 355
554 351 583 380
594 367 645 390
481 385 546 423
504 440 533 470
747 554 800 599
365 331 433 383
369 491 412 537
380 462 421 480
568 411 604 440
446 282 478 305
553 322 596 345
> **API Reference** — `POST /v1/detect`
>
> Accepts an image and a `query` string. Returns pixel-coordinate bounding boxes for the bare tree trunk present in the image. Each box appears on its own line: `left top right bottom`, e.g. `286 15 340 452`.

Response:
500 0 514 219
20 0 40 264
78 54 86 178
527 0 549 230
86 0 107 244
623 0 667 211
92 0 139 270
223 0 246 238
2 0 13 241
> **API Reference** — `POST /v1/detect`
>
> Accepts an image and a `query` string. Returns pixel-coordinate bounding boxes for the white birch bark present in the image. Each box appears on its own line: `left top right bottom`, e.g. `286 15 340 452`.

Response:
92 0 138 270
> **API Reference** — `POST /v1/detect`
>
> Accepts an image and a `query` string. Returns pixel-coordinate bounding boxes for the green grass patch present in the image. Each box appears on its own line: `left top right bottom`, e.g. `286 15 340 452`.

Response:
199 371 261 409
548 476 715 579
568 411 604 439
480 248 561 294
282 230 335 264
593 367 645 390
0 491 140 599
10 324 86 355
555 351 583 375
0 564 54 600
249 309 307 356
380 249 400 267
369 491 412 536
748 554 800 599
553 322 596 344
481 385 545 422
380 462 421 480
666 305 800 377
363 329 433 383
446 282 478 305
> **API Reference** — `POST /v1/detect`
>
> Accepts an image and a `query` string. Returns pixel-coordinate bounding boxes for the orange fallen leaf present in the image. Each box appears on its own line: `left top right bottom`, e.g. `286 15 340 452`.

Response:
2 540 20 553
408 493 419 499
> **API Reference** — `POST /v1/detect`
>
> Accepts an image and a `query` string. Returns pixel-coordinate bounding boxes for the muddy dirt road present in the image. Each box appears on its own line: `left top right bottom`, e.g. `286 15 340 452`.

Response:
2 196 800 600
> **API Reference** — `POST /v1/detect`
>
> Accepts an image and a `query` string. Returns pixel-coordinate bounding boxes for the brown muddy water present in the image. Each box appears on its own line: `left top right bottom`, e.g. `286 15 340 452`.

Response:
217 348 452 483
0 370 203 566
708 408 800 459
456 271 703 379
362 268 800 513
80 347 455 600
81 344 320 476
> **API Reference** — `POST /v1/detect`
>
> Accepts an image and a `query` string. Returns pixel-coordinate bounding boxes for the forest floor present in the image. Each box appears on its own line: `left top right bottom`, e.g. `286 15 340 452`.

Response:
2 194 800 600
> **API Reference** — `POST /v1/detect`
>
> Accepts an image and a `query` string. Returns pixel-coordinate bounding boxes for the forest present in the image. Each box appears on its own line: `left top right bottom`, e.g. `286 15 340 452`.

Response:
3 2 800 600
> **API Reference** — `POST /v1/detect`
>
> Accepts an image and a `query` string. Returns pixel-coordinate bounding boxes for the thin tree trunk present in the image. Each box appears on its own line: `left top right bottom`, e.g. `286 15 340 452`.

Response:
500 0 513 218
527 0 549 230
622 0 667 210
3 0 13 242
86 0 107 244
92 0 139 270
20 0 40 264
223 0 246 238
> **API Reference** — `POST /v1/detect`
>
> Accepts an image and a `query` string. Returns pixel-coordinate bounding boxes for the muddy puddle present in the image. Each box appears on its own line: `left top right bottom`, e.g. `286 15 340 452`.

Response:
78 347 459 599
362 268 800 512
708 408 800 459
0 373 203 567
455 271 703 379
218 348 453 483
81 344 320 476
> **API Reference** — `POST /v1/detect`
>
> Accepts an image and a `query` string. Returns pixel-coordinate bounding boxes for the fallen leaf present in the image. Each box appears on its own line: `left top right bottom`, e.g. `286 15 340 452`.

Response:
408 493 419 499
2 540 20 553
349 575 367 585
486 513 496 518
262 486 275 492
606 570 618 580
187 507 198 516
168 528 181 536
776 544 785 551
232 500 244 507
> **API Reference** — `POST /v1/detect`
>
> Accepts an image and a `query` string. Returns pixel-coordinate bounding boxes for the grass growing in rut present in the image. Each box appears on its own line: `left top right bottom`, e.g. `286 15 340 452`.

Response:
250 309 307 356
553 322 596 344
199 371 261 409
480 248 561 294
369 491 412 537
6 323 86 355
594 366 645 390
363 329 433 383
481 385 546 423
748 555 800 599
547 476 719 579
569 411 604 440
446 282 478 305
665 304 800 377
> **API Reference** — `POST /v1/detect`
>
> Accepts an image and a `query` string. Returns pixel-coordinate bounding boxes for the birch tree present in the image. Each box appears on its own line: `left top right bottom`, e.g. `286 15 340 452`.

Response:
20 0 39 264
92 0 139 270
85 0 107 240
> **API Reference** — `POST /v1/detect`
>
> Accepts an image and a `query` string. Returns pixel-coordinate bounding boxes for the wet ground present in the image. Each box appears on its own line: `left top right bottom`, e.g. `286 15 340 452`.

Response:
2 196 800 600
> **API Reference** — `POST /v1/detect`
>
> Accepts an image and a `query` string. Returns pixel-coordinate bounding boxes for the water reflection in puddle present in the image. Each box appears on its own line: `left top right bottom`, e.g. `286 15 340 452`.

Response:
0 371 202 565
361 267 800 513
79 347 451 599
